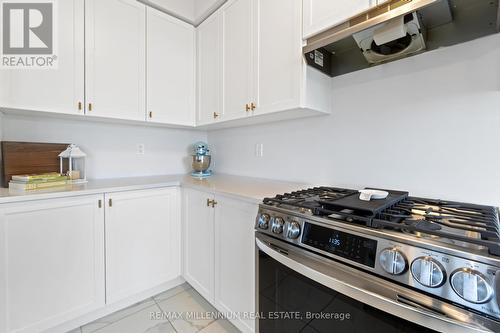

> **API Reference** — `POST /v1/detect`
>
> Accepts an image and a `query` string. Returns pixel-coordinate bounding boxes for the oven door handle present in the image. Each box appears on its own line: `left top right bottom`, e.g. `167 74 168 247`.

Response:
256 235 495 333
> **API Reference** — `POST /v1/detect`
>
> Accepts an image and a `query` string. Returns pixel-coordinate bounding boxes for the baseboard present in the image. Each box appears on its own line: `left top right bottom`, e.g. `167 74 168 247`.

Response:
44 276 185 333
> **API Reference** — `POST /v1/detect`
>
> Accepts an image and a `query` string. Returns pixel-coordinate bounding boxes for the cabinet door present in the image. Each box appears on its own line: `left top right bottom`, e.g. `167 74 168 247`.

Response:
214 195 258 333
147 8 195 126
85 0 146 121
182 188 215 302
0 195 105 333
222 0 254 121
105 188 181 304
197 11 223 125
303 0 374 39
254 0 302 116
0 0 84 115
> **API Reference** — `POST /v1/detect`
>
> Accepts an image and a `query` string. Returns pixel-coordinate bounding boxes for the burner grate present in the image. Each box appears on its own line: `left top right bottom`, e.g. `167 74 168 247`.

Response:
262 187 500 256
373 198 500 256
263 187 358 213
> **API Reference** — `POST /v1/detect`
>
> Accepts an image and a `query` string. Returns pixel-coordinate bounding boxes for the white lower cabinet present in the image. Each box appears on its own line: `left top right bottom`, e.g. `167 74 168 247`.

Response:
182 188 215 301
105 187 181 304
0 186 182 333
183 188 258 333
214 194 258 333
0 185 255 333
0 195 105 333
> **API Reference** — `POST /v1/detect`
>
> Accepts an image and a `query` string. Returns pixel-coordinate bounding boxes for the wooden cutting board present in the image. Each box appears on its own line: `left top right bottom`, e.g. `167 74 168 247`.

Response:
1 141 69 187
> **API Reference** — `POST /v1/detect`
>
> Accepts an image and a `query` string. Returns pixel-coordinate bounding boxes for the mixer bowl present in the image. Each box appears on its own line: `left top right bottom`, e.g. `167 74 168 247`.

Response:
192 155 211 172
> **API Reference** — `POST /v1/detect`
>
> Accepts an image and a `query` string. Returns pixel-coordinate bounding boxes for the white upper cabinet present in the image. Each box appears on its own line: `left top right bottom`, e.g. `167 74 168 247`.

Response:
105 188 181 304
0 0 84 115
251 0 332 118
303 0 375 39
0 195 105 333
146 8 195 126
254 0 302 115
222 0 254 122
195 0 331 128
85 0 146 121
197 11 223 126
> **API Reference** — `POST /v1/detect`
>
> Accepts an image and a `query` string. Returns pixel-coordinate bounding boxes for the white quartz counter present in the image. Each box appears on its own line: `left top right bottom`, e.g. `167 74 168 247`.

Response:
183 174 309 203
0 174 309 204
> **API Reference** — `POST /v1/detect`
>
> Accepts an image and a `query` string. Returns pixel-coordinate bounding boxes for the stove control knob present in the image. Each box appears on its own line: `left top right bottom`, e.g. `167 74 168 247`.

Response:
379 248 407 275
450 269 493 304
286 222 301 239
411 257 446 288
258 214 270 230
271 217 285 234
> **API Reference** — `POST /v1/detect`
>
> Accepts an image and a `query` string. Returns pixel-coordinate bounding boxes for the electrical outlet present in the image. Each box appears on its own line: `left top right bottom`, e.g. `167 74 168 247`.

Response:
255 143 264 157
137 144 145 155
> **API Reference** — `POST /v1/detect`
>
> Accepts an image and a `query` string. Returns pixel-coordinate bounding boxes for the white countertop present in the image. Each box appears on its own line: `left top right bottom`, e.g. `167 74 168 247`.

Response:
0 174 309 204
183 174 309 203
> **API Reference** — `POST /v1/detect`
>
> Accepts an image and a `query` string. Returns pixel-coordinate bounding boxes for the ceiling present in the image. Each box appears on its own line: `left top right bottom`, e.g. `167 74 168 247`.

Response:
141 0 228 26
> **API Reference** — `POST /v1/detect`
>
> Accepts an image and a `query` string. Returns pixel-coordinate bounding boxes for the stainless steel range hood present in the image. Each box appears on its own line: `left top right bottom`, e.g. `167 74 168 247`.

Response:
304 0 500 77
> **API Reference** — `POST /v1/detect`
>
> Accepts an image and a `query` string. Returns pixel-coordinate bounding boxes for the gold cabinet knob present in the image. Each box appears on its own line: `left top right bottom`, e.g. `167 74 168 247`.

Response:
206 199 217 208
251 102 256 111
213 112 219 119
245 104 251 112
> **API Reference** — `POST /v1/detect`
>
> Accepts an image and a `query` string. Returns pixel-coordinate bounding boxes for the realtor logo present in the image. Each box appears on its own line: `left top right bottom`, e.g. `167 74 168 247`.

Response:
1 0 57 69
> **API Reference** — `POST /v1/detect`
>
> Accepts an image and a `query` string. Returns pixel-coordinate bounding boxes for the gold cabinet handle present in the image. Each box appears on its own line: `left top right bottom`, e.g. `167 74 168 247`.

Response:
88 103 93 112
207 198 212 207
213 112 219 119
245 104 251 112
251 102 256 111
211 200 218 208
108 198 112 207
98 199 102 208
149 111 153 119
78 101 82 111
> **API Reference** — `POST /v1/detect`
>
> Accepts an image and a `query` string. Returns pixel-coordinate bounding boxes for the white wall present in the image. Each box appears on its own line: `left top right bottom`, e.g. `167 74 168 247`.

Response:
208 33 500 206
2 114 206 179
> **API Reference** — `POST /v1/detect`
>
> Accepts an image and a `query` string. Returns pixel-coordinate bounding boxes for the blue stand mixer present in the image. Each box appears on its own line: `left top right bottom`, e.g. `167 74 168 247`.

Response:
191 142 212 178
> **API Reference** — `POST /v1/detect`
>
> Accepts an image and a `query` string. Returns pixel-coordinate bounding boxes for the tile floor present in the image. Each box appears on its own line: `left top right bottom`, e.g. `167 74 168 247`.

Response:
68 283 240 333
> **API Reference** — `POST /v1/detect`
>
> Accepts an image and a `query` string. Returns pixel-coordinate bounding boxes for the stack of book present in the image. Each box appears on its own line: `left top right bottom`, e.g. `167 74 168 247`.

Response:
9 173 69 191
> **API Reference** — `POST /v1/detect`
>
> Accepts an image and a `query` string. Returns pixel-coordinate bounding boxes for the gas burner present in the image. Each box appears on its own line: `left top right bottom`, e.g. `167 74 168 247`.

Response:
262 187 500 256
374 198 500 256
404 219 442 231
263 187 358 215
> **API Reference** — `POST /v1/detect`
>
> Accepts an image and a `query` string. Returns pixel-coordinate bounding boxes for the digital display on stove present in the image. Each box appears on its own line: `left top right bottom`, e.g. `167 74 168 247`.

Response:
301 223 377 268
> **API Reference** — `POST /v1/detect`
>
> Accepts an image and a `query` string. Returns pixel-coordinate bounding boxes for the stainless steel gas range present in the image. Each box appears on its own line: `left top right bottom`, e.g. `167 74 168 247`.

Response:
254 187 500 333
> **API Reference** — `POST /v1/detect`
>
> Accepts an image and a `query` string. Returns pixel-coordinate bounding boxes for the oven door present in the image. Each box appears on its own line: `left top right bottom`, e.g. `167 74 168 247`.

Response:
256 233 497 333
